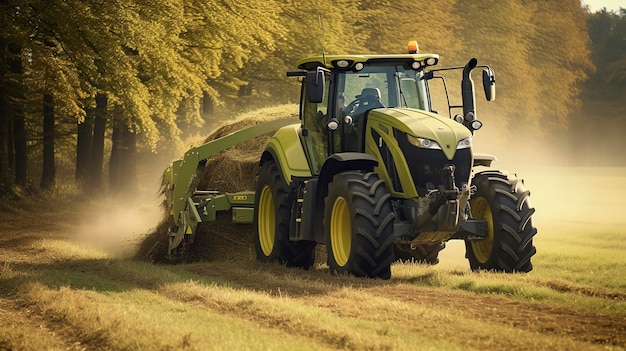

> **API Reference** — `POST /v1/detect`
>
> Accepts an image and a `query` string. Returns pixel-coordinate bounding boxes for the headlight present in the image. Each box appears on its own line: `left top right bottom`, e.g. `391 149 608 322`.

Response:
425 57 438 66
456 137 472 149
407 135 441 150
470 120 483 131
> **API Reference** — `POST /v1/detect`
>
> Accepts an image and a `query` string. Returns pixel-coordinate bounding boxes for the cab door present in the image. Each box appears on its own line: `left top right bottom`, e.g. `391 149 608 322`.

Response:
301 71 331 175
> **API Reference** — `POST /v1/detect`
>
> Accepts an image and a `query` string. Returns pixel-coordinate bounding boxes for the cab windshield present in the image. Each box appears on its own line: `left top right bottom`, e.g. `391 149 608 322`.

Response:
335 63 429 118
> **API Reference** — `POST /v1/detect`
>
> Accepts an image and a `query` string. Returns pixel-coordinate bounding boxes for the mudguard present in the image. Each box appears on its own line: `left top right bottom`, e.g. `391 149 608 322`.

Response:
261 124 312 183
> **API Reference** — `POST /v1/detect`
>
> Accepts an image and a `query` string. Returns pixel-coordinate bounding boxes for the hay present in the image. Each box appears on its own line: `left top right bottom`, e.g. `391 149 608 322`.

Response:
135 104 299 263
134 213 172 263
197 105 299 192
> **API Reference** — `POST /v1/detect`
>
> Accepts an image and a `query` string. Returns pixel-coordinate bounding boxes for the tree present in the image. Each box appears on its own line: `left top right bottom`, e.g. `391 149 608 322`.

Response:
0 0 612 195
569 8 626 165
451 0 538 134
0 43 12 194
586 8 626 100
357 0 461 57
90 93 107 190
109 115 137 194
76 109 93 185
525 0 594 129
40 93 55 189
7 43 28 187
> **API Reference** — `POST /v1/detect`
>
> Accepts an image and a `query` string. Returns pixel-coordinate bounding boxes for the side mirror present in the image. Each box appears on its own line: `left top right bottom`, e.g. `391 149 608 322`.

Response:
482 68 496 101
306 69 325 103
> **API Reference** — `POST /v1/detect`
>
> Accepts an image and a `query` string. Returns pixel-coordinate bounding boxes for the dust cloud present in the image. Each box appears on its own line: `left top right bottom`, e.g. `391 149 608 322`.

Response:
72 161 168 257
440 115 626 267
441 165 626 268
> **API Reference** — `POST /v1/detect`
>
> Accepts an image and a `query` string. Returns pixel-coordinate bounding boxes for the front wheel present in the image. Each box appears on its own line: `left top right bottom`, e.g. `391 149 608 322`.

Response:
465 171 537 272
254 161 315 268
324 171 396 279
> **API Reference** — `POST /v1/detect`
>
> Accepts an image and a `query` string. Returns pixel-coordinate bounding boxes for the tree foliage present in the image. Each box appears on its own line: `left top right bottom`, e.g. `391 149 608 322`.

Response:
586 7 626 98
0 0 623 195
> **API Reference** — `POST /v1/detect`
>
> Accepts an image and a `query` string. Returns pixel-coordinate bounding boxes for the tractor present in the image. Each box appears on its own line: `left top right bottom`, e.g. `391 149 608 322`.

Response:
161 41 537 279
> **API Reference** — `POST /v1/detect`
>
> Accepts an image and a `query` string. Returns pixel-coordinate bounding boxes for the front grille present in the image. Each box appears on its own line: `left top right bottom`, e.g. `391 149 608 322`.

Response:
396 130 472 195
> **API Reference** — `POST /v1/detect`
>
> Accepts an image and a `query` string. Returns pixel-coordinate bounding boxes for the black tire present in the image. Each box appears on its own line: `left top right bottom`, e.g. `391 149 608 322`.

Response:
254 161 315 268
324 171 395 279
393 242 445 265
465 171 537 272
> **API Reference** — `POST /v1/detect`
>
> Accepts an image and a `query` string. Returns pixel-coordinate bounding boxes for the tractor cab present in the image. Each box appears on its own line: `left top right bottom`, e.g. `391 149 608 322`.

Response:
290 46 440 174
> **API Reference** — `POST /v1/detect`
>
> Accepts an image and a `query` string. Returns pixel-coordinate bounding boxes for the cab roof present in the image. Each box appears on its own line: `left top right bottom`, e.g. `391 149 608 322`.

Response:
296 53 440 71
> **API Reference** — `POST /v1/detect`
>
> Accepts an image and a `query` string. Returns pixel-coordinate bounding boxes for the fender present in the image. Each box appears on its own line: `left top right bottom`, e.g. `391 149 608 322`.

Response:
260 124 312 183
473 152 497 167
308 152 379 243
317 152 378 193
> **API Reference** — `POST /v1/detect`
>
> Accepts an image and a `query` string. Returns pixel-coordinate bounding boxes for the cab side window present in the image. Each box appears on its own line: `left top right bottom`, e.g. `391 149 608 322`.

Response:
302 74 330 174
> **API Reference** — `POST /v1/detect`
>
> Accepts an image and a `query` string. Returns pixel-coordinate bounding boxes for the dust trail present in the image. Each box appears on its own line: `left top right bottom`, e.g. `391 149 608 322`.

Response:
440 166 626 268
71 171 165 257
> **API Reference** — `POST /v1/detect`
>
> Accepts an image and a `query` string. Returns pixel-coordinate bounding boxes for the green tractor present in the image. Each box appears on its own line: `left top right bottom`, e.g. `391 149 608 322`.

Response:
162 41 537 279
254 42 536 279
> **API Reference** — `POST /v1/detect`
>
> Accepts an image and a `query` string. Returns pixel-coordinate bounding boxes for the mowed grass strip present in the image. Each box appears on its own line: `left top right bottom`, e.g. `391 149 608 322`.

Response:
16 282 337 351
1 234 622 350
1 243 326 350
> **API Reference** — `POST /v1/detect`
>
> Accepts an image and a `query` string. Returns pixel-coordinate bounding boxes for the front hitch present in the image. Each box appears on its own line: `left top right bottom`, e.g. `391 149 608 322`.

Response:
456 219 488 241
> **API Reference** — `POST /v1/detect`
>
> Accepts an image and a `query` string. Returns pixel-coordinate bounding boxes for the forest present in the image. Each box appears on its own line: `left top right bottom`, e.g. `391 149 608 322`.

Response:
1 0 625 198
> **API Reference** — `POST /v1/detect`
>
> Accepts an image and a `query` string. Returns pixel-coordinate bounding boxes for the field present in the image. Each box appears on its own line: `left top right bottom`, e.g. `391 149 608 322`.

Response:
1 167 625 350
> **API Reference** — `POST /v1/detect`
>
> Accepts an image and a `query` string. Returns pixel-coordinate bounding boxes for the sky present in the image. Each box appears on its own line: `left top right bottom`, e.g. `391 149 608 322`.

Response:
582 0 624 12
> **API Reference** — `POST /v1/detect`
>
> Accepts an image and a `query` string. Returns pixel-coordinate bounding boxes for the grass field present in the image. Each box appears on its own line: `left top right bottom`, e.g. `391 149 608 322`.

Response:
0 167 625 350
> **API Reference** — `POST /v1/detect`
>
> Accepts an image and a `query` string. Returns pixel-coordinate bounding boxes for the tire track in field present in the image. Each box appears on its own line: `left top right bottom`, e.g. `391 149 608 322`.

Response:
365 284 626 348
173 260 625 350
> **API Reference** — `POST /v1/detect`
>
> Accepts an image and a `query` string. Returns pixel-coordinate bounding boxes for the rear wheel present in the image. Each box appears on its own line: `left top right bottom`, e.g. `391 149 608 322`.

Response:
394 242 445 265
465 171 537 272
324 171 395 279
254 161 315 268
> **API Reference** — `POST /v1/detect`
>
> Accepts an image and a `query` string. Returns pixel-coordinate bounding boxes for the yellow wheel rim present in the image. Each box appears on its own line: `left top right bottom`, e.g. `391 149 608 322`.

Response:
257 185 275 256
470 197 494 263
330 196 351 267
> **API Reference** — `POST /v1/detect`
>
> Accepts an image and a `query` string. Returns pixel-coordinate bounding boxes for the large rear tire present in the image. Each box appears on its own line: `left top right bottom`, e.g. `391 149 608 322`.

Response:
324 171 395 279
465 171 537 272
254 161 315 268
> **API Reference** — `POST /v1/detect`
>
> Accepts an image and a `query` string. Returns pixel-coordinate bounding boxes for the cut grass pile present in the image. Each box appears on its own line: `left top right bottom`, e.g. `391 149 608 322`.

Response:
135 104 299 263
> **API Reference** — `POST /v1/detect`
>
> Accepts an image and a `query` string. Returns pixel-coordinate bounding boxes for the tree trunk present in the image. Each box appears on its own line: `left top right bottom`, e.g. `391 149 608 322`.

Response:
122 125 137 193
0 44 10 194
90 93 107 190
76 108 94 185
13 111 27 187
109 121 137 194
109 120 123 192
41 93 56 190
8 43 27 187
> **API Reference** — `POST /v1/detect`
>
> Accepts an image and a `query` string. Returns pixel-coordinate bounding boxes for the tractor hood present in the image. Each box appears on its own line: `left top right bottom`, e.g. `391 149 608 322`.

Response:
367 108 472 160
